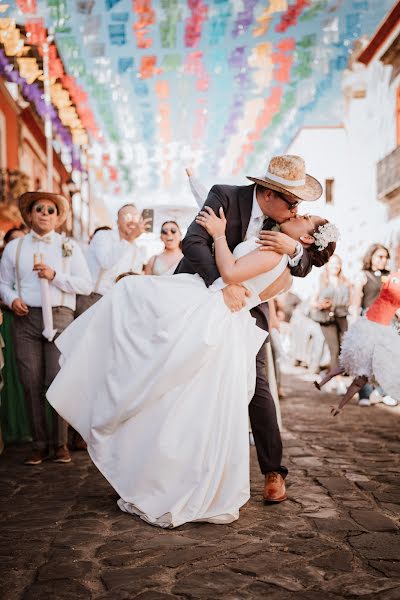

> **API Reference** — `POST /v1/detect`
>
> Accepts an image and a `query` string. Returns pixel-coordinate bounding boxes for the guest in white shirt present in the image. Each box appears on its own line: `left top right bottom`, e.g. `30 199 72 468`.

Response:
0 192 92 466
75 226 111 316
75 205 149 316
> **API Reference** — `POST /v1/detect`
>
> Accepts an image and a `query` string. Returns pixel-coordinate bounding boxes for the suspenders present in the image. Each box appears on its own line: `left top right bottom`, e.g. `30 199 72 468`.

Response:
15 237 24 298
14 236 67 307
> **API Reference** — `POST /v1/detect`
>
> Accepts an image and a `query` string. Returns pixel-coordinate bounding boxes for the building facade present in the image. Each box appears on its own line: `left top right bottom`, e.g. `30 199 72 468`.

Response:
0 78 71 238
286 1 400 298
356 0 400 268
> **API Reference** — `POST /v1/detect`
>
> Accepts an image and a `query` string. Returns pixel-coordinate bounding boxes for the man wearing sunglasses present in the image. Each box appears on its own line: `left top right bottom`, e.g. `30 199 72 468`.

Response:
177 155 325 505
0 192 92 466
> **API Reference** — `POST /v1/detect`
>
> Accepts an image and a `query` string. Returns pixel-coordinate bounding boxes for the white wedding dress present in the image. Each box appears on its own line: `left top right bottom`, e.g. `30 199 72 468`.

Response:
47 238 288 528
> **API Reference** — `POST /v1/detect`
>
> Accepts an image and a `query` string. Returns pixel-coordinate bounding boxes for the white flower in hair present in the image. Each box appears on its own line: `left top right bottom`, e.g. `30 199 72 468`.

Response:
314 223 339 251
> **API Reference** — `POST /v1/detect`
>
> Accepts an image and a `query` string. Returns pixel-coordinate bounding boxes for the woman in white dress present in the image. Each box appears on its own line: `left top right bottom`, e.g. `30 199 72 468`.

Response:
145 221 183 276
47 210 336 528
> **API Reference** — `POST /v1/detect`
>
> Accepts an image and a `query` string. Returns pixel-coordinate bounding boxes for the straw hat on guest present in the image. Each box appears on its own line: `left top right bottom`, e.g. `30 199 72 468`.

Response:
19 191 70 227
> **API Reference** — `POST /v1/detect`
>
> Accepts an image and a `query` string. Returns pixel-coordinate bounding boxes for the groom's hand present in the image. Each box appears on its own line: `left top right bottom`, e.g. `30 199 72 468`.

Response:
257 231 297 256
222 284 251 312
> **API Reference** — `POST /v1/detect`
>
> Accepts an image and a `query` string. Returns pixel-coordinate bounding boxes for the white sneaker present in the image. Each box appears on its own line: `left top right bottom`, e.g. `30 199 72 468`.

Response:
358 398 371 407
369 390 383 404
382 395 398 407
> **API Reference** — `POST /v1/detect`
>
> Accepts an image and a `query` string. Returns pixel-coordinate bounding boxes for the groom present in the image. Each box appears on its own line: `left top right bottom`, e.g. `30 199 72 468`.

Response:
176 154 324 502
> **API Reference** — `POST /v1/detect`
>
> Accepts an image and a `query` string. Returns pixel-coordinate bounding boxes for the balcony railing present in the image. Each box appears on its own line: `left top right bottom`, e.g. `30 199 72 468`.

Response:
377 145 400 202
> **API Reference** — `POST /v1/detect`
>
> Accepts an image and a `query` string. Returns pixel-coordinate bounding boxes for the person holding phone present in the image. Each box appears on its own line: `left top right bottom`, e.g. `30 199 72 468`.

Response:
145 221 183 276
78 204 150 316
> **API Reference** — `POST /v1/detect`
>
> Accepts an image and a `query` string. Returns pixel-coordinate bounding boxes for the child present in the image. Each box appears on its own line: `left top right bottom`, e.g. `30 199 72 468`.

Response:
315 271 400 415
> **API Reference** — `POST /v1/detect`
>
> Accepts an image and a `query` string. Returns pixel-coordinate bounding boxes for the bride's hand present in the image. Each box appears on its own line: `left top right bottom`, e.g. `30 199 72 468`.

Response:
196 206 227 239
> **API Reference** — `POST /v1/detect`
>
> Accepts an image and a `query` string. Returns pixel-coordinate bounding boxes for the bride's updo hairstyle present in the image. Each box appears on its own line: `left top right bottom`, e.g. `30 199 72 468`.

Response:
308 217 337 268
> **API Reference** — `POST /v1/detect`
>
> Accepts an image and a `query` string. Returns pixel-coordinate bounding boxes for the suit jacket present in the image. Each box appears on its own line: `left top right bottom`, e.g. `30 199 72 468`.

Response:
176 184 312 331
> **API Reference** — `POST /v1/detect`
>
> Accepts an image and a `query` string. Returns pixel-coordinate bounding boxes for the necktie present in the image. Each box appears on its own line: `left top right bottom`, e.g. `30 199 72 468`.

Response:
32 234 52 244
262 217 279 231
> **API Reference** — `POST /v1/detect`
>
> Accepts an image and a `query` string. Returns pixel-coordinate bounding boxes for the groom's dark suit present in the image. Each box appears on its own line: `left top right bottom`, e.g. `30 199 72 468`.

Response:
175 183 312 476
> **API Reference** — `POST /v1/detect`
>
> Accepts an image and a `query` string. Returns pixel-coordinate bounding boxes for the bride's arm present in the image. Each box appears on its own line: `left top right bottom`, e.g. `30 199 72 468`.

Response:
214 237 282 284
197 206 282 284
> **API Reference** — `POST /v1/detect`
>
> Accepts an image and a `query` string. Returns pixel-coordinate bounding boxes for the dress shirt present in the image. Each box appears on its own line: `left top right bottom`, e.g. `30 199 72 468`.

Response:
188 174 209 209
210 186 303 293
244 188 264 241
248 186 303 267
0 231 93 310
87 229 146 296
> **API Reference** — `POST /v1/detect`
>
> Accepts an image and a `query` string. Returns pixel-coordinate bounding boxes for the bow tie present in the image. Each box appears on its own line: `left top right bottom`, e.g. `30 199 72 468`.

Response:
32 234 52 244
262 217 279 231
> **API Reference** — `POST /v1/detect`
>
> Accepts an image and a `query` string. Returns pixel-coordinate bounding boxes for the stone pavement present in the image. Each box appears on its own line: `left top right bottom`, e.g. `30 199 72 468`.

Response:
1 371 400 600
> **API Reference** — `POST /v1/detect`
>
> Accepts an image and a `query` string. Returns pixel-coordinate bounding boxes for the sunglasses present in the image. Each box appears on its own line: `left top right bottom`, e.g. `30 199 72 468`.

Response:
305 214 316 233
34 204 57 215
161 227 178 235
275 191 302 209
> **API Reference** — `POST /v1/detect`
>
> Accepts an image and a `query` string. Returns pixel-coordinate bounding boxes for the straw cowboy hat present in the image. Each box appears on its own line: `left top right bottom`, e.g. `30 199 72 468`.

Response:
19 191 70 227
247 155 322 202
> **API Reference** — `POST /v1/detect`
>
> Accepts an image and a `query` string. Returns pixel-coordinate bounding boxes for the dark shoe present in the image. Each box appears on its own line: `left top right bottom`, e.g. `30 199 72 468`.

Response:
263 472 287 503
24 448 50 466
53 445 72 464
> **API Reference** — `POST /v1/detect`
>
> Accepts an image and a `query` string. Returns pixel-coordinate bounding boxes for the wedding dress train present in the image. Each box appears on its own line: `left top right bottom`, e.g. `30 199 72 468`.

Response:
47 238 288 528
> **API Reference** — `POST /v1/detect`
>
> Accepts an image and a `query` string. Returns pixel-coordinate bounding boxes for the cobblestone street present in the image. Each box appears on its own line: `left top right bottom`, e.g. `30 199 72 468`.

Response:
1 371 400 600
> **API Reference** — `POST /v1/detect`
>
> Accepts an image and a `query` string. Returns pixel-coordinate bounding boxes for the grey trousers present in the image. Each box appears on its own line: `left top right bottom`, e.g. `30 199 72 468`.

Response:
75 292 102 318
320 316 348 371
12 307 75 450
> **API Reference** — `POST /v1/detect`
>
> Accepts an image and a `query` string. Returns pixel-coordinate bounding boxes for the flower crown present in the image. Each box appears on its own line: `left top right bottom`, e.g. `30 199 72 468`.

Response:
313 222 340 251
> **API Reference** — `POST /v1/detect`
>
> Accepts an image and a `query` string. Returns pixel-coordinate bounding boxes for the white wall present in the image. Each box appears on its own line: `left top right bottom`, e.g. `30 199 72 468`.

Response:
286 44 400 298
286 126 387 298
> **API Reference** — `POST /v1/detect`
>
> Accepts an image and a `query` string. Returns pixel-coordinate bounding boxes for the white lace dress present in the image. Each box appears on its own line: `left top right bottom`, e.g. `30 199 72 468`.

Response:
47 238 288 528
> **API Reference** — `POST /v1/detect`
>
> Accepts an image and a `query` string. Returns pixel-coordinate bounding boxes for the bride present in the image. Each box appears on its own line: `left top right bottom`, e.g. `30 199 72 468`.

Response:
47 208 336 528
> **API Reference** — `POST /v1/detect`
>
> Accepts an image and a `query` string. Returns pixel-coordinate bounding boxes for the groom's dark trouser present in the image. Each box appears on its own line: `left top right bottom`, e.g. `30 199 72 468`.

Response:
249 338 288 478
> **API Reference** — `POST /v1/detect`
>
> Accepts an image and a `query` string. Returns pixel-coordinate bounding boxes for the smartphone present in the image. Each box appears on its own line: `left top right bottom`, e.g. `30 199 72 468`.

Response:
141 208 154 232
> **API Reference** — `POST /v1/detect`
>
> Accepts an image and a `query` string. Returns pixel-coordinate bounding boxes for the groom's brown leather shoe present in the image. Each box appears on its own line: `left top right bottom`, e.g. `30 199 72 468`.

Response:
263 472 287 503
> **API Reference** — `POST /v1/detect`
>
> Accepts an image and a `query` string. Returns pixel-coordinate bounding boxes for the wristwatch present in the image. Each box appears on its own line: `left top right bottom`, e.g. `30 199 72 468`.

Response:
290 242 301 259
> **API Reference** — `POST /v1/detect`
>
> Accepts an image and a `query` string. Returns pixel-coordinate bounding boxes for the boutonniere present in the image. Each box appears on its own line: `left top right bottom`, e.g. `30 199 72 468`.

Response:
62 239 73 258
